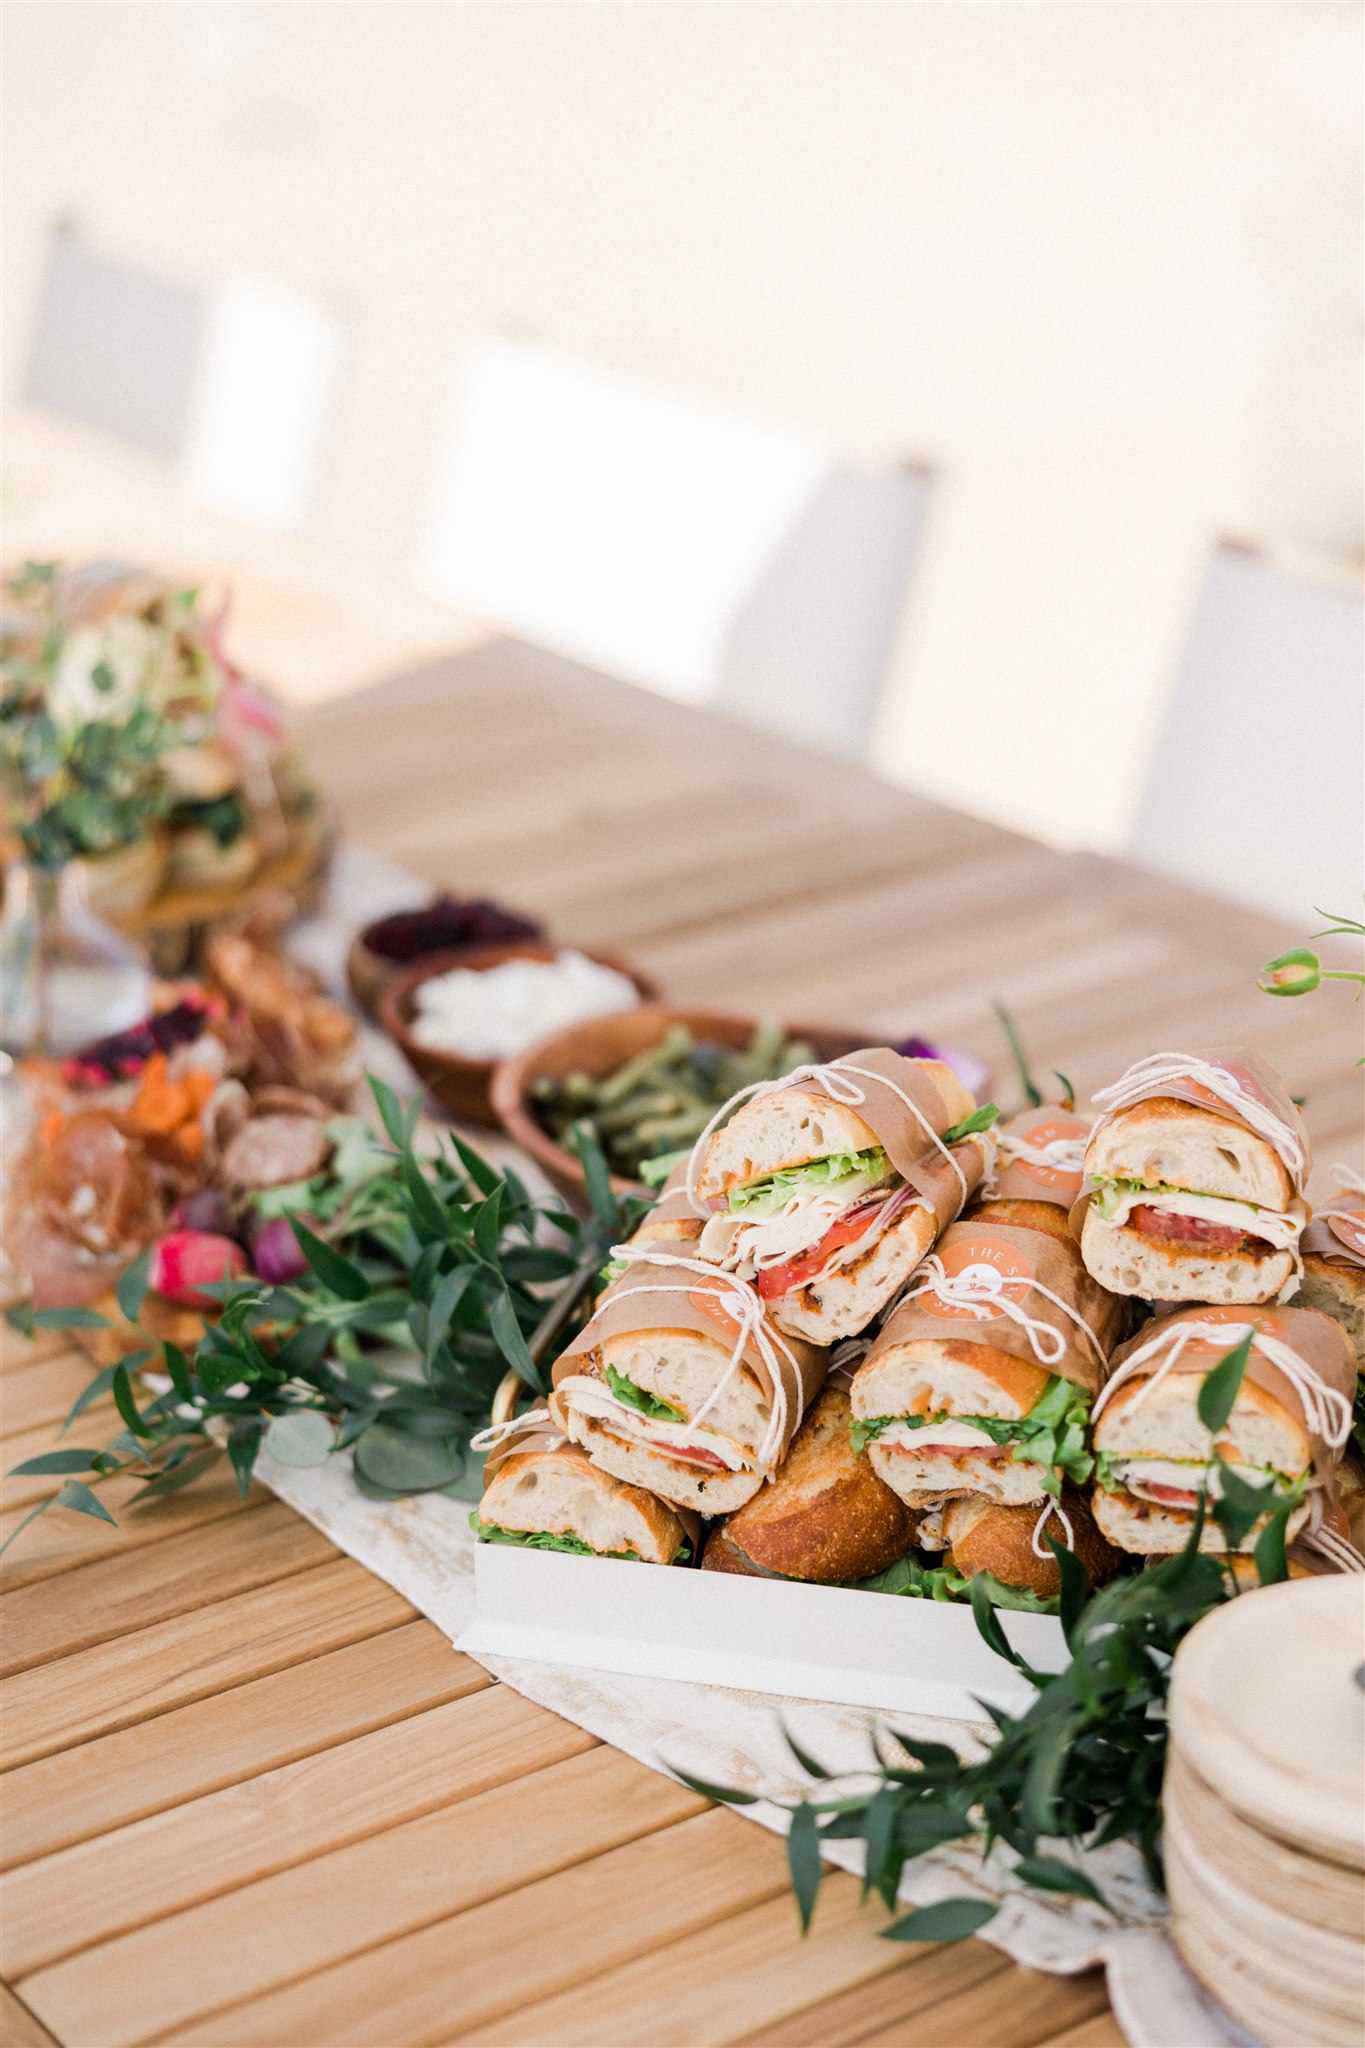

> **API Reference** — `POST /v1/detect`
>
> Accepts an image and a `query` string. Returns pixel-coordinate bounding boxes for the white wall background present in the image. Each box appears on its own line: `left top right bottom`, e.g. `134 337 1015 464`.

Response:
3 2 1361 860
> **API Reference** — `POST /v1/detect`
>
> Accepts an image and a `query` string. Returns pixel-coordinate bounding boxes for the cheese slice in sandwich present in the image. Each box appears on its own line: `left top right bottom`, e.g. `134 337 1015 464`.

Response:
690 1048 993 1344
1074 1048 1310 1306
476 1426 697 1564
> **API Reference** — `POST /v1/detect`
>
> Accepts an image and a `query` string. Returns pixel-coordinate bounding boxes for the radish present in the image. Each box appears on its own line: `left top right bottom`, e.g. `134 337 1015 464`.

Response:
150 1230 248 1308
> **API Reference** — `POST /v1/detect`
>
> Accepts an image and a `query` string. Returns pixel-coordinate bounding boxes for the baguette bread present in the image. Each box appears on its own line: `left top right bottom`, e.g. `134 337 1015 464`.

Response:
479 1438 693 1564
1086 1097 1294 1210
1079 1204 1296 1307
939 1490 1120 1597
700 1383 917 1582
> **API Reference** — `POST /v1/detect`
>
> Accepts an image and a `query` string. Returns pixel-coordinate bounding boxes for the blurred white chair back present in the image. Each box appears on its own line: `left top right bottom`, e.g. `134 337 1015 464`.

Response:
421 337 930 757
23 221 347 529
1129 543 1364 921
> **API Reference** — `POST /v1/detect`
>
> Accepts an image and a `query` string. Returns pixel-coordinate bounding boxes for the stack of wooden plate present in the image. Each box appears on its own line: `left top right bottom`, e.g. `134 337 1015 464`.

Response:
1165 1576 1365 2047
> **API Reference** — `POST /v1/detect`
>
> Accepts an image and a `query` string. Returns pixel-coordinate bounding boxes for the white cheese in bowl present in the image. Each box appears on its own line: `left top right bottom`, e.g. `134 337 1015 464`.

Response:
409 950 640 1060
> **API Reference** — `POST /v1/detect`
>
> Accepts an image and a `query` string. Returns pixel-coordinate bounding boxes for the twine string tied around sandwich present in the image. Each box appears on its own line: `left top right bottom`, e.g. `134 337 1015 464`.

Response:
897 1254 1111 1370
995 1131 1089 1174
1091 1319 1353 1447
469 1409 561 1454
1090 1052 1307 1188
1299 1491 1365 1574
585 1248 806 1468
1031 1493 1076 1561
683 1058 974 1218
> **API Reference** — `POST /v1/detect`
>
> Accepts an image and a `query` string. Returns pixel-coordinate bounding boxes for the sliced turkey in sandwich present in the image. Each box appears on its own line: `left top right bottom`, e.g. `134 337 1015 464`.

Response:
687 1047 995 1344
1090 1303 1355 1555
474 1420 697 1564
849 1216 1123 1510
1073 1047 1310 1306
550 1256 828 1515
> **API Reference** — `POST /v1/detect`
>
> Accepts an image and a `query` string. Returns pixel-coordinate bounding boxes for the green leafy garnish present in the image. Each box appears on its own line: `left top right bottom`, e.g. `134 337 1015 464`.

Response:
605 1365 685 1423
1 1095 646 1557
853 1554 1058 1615
850 1377 1092 1493
729 1148 890 1217
469 1513 639 1559
942 1103 1000 1145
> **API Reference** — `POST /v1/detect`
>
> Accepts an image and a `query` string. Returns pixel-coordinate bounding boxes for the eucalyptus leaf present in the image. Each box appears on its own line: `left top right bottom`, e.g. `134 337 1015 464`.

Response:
787 1803 822 1932
264 1410 336 1468
881 1898 998 1943
352 1422 465 1493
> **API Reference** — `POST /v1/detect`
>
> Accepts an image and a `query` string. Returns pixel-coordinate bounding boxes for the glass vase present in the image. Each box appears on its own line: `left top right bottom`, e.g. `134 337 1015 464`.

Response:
0 860 151 1058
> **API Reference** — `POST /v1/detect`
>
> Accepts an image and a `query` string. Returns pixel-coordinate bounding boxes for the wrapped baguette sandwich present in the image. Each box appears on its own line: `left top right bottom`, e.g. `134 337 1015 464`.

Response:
1072 1049 1310 1305
550 1254 828 1514
917 1489 1121 1601
984 1104 1091 1211
1090 1304 1355 1555
850 1205 1124 1513
472 1416 698 1565
701 1372 917 1582
686 1048 995 1344
1295 1178 1365 1371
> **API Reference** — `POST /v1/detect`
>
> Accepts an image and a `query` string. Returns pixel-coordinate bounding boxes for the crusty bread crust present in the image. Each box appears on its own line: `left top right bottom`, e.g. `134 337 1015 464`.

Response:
769 1203 937 1344
560 1410 762 1515
1079 1205 1294 1306
695 1057 972 1200
701 1384 917 1582
481 1443 688 1563
942 1491 1119 1595
1296 1257 1365 1370
1093 1484 1311 1555
1093 1370 1310 1474
967 1197 1073 1242
852 1337 1055 1426
1085 1097 1293 1208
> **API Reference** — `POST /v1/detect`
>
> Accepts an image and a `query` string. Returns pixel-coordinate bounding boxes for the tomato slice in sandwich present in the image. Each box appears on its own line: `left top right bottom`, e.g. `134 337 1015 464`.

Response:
756 1212 876 1299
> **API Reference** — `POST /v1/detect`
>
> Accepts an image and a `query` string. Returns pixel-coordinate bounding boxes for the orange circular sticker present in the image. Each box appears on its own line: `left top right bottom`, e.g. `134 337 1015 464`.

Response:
929 1235 1036 1319
1160 1303 1268 1366
1003 1113 1088 1192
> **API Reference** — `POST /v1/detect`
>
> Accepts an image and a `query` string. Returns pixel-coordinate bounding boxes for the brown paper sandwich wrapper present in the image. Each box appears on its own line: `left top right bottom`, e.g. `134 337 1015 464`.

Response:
694 1047 991 1235
1302 1192 1365 1271
867 1218 1125 1396
1084 1045 1311 1195
552 1257 829 1469
480 1417 702 1554
988 1104 1090 1208
1104 1304 1355 1487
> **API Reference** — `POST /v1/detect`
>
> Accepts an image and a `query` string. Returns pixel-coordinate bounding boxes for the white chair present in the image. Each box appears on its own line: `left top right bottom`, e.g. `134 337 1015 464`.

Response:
23 220 346 528
420 335 931 758
1127 541 1364 921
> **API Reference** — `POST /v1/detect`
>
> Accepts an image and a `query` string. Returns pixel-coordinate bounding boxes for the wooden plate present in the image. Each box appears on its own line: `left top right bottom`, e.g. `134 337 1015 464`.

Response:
1168 1876 1364 2048
1163 1751 1364 1938
1167 1576 1365 1869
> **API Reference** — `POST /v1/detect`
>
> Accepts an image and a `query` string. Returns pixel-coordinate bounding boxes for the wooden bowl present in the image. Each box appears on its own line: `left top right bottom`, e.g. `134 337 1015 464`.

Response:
379 942 661 1127
491 1006 870 1204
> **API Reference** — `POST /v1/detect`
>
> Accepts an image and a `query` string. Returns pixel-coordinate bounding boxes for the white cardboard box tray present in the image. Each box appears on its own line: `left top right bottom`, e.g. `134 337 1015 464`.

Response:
462 1546 1069 1720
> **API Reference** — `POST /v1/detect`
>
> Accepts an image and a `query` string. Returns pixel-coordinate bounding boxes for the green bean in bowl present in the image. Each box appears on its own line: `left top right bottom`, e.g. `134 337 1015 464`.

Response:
528 1023 815 1183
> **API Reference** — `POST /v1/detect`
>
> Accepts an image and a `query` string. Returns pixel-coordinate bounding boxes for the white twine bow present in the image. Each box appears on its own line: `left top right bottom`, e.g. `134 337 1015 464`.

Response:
995 1132 1088 1174
1299 1490 1365 1574
1031 1493 1076 1560
897 1253 1110 1370
1091 1052 1307 1189
1091 1319 1352 1448
576 1246 807 1468
684 1058 976 1218
469 1409 558 1454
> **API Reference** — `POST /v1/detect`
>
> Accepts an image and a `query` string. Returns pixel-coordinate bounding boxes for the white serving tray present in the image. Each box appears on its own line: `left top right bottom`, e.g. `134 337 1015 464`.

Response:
462 1546 1068 1720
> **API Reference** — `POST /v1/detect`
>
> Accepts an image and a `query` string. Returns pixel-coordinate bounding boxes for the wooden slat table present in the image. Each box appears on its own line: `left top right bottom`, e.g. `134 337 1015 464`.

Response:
4 638 1360 2048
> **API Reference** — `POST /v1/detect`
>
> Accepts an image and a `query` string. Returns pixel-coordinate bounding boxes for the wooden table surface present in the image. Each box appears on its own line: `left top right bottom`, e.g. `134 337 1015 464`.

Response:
3 635 1361 2048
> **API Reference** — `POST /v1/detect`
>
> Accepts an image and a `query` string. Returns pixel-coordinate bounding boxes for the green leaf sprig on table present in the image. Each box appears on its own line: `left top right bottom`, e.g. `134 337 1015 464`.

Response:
674 1432 1287 1943
3 1079 646 1554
